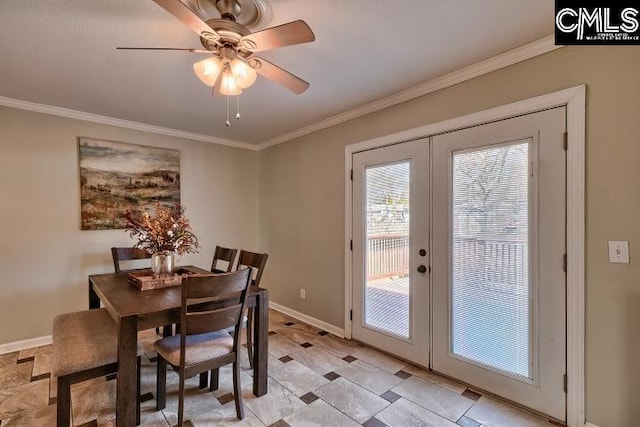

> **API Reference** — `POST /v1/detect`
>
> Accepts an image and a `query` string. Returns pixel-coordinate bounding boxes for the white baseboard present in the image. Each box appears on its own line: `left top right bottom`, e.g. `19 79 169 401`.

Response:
0 335 52 355
269 302 345 338
585 423 600 427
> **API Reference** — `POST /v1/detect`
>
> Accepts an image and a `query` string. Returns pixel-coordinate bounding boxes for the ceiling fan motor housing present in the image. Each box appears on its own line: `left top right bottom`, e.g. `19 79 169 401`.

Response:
200 19 252 56
216 0 242 20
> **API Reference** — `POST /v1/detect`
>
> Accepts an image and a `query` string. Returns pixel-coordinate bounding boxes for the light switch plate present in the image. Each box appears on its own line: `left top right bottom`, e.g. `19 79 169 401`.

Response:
608 241 630 264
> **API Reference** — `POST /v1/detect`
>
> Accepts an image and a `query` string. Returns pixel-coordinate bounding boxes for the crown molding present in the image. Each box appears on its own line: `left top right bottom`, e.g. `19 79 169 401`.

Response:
0 35 560 152
257 35 562 150
0 96 259 151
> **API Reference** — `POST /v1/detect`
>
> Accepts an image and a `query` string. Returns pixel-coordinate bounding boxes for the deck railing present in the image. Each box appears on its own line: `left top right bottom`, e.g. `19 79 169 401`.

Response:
367 234 527 284
367 234 409 280
453 238 527 286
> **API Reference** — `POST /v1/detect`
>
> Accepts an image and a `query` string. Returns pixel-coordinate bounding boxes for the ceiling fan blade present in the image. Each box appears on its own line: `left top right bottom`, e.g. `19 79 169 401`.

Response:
252 57 310 94
240 20 315 53
152 0 220 42
116 47 214 53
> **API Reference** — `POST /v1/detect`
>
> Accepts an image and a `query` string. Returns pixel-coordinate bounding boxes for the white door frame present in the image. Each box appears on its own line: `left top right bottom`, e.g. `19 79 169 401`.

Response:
344 85 585 427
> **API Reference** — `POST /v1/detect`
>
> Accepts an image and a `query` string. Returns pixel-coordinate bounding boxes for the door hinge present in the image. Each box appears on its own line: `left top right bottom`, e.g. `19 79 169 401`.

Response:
563 253 567 273
350 169 353 181
563 132 568 151
349 309 353 321
350 240 353 251
563 374 568 393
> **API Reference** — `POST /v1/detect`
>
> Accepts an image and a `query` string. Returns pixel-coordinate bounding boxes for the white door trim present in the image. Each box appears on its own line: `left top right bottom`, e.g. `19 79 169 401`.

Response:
345 85 585 427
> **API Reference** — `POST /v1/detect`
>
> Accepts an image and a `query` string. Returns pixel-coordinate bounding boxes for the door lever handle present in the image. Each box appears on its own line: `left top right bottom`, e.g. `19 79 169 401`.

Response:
417 265 427 274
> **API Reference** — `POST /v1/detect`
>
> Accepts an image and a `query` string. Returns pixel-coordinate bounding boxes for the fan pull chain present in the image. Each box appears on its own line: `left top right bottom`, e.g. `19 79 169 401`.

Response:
225 95 231 127
236 96 241 120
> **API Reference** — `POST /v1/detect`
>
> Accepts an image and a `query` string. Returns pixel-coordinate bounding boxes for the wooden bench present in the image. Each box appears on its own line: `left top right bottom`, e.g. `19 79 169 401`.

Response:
52 308 141 426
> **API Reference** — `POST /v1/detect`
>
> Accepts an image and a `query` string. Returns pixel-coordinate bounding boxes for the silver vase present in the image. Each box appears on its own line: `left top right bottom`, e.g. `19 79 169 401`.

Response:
151 252 175 278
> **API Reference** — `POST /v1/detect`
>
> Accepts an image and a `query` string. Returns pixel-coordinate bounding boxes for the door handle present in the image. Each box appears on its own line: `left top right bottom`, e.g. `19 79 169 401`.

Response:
417 265 427 274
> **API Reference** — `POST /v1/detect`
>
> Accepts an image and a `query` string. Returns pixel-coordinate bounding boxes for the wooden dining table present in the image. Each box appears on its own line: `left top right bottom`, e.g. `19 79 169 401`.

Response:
88 266 269 427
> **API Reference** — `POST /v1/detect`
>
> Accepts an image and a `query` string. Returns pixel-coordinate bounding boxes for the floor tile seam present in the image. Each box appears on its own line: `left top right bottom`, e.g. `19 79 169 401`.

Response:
0 378 52 419
183 400 266 426
373 395 464 426
460 385 558 425
411 375 466 395
306 391 377 427
244 402 268 427
334 368 405 397
308 341 352 360
317 375 393 418
245 394 303 427
270 323 321 333
27 358 35 384
456 412 482 427
266 372 321 403
276 331 323 341
400 372 469 397
457 395 485 425
286 351 341 378
389 388 471 424
31 372 51 383
159 404 172 426
336 357 385 375
357 360 409 376
358 393 404 427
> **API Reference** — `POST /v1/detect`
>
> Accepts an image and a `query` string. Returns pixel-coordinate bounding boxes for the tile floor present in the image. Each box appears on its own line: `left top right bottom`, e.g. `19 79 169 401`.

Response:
0 309 561 426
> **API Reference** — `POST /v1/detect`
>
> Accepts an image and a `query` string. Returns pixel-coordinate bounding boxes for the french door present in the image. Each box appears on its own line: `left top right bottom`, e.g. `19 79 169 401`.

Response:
351 108 566 420
351 139 430 366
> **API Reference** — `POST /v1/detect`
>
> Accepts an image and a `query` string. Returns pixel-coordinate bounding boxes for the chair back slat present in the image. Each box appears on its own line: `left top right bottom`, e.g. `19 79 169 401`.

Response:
181 269 252 338
211 246 238 273
183 270 250 300
236 250 268 287
111 247 151 273
185 304 243 335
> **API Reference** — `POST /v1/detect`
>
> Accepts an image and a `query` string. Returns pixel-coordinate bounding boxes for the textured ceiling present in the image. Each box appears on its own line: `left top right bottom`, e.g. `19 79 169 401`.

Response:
0 0 555 145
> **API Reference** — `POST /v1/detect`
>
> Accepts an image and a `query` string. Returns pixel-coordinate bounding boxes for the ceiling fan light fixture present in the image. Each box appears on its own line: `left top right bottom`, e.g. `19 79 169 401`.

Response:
219 68 243 96
193 56 223 86
230 58 257 88
144 0 315 125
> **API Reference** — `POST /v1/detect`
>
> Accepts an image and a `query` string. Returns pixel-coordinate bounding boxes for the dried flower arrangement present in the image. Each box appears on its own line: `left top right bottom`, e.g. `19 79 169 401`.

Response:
122 203 199 255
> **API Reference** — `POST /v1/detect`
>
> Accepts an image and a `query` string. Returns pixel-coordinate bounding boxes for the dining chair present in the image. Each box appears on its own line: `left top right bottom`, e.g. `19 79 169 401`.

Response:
53 308 142 426
154 269 252 426
236 250 269 368
110 247 172 336
111 247 152 273
211 245 238 273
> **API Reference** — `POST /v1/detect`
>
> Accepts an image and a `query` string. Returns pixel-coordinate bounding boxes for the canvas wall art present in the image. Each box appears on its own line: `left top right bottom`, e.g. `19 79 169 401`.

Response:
79 137 181 230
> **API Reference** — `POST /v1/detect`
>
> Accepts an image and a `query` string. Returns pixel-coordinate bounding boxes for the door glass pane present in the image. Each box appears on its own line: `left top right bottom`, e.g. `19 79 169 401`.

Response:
451 141 531 379
364 161 410 339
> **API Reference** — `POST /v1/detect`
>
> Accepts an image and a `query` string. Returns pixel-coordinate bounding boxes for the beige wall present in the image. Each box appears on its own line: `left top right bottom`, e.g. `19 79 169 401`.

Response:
0 106 258 344
1 45 638 426
258 46 640 427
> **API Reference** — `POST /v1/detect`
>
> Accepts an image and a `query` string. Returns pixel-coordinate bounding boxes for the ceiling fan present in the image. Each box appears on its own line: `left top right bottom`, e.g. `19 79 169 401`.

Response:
118 0 315 120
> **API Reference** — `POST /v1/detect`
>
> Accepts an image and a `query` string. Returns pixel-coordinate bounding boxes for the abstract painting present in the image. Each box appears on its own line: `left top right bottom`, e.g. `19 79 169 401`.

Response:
79 137 180 230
